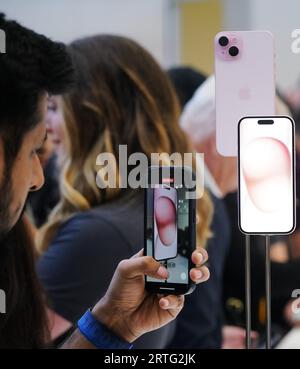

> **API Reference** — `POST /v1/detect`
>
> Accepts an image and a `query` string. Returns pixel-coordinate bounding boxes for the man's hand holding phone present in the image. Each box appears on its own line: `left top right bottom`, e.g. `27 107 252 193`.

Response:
92 248 209 343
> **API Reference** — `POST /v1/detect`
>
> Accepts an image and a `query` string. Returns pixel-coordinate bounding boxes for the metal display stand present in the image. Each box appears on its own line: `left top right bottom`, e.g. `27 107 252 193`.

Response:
265 235 271 349
245 234 272 349
245 234 251 349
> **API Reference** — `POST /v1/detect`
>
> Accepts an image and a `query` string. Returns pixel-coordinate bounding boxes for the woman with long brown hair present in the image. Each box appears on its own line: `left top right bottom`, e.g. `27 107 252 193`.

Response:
37 35 213 347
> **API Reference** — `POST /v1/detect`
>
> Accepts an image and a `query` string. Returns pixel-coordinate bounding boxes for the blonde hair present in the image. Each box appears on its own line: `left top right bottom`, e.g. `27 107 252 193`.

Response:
37 35 213 253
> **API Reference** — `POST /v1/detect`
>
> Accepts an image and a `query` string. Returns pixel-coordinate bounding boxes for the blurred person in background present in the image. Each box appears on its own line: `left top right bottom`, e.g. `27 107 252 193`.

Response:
35 37 212 348
181 75 300 348
279 86 300 329
284 87 300 260
167 67 206 108
167 67 230 348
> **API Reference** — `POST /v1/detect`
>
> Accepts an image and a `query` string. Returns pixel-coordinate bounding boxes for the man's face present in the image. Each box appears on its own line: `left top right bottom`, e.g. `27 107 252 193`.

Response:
46 95 65 158
196 133 238 196
0 94 47 234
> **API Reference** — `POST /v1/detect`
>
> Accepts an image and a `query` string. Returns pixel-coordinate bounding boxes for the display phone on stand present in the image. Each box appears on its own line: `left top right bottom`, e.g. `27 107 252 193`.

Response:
238 116 295 235
215 31 275 156
144 166 197 295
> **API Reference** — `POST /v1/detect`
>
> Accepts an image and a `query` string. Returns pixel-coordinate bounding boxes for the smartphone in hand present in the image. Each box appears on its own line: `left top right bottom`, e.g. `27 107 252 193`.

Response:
144 166 196 295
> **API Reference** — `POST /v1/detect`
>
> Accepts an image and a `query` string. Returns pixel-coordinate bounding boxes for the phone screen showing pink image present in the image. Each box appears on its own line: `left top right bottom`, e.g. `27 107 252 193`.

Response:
238 116 295 234
153 186 178 261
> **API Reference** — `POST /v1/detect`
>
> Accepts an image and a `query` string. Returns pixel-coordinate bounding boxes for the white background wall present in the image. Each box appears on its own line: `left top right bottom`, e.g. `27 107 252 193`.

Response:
0 0 179 67
223 0 300 90
2 0 300 90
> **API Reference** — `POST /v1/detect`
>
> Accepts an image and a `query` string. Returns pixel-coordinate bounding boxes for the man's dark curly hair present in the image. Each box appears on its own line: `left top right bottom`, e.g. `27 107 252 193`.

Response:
0 14 74 348
0 12 74 166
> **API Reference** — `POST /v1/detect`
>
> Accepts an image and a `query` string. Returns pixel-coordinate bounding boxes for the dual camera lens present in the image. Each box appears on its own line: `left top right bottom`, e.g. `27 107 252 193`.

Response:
218 36 239 57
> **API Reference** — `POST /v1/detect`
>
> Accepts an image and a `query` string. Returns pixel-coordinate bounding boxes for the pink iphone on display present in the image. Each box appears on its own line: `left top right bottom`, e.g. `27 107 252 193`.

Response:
238 116 295 235
215 31 276 156
153 185 178 261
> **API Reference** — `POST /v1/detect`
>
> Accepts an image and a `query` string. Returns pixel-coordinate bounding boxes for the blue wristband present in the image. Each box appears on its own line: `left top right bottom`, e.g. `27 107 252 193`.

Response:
77 309 133 349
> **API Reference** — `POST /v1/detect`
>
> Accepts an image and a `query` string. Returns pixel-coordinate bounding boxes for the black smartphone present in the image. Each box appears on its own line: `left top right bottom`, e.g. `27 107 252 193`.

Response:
144 166 196 295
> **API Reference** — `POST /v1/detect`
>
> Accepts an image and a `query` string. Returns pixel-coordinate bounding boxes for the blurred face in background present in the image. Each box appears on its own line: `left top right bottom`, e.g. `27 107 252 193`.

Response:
196 133 238 197
46 96 65 161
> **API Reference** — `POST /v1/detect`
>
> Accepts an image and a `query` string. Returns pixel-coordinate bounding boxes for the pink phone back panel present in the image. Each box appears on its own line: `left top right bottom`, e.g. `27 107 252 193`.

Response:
215 31 275 156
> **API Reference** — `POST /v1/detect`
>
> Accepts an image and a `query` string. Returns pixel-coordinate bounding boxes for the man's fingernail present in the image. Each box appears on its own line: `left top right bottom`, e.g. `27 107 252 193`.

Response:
157 266 168 278
161 299 169 308
197 252 204 263
194 269 203 279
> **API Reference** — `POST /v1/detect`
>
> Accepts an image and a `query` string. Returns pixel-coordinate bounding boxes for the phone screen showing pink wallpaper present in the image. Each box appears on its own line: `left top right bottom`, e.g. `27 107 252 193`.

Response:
153 186 178 261
239 117 295 234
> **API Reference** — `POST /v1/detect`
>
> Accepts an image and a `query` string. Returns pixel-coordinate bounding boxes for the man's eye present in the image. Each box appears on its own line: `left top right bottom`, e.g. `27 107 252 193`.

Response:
31 147 44 157
36 147 44 155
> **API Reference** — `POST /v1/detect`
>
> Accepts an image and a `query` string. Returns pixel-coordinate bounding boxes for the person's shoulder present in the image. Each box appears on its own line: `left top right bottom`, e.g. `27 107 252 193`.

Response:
52 195 143 254
53 209 126 252
58 210 104 232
